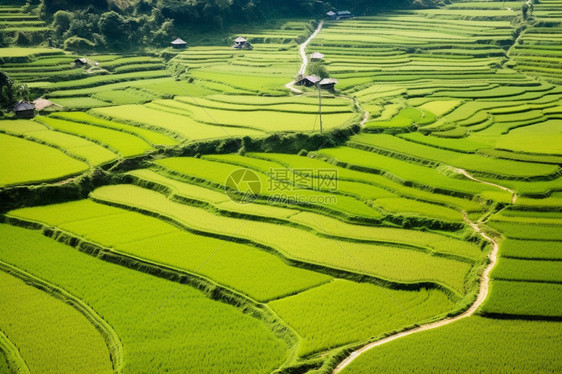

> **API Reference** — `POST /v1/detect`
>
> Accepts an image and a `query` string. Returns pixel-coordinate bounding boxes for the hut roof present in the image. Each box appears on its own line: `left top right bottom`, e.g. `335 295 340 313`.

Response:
13 100 35 111
234 37 247 43
310 52 325 60
319 78 338 85
171 38 187 45
326 11 336 16
338 10 352 15
305 75 322 83
75 57 88 64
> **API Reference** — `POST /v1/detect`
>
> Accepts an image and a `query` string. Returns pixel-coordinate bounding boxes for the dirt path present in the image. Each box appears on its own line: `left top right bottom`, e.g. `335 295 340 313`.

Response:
354 97 370 128
286 21 324 93
333 170 509 373
451 167 517 204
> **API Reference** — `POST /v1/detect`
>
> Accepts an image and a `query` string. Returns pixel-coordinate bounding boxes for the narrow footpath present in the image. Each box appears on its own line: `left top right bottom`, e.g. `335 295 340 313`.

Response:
285 21 324 93
333 168 509 373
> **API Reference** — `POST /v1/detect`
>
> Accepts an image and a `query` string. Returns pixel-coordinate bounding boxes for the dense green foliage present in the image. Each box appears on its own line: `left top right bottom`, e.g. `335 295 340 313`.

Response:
34 0 446 51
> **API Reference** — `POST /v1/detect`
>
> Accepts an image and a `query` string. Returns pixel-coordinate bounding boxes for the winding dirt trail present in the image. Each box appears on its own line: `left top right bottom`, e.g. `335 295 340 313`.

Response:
333 169 509 373
285 21 324 93
451 167 517 204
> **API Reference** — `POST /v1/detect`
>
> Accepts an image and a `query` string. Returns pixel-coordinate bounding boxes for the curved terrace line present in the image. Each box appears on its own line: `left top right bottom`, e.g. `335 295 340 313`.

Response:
0 329 30 374
0 260 123 374
333 169 509 373
0 219 302 369
86 194 463 299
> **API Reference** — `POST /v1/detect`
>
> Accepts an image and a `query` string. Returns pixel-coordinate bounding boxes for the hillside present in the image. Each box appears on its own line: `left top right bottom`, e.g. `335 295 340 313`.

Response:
0 0 561 373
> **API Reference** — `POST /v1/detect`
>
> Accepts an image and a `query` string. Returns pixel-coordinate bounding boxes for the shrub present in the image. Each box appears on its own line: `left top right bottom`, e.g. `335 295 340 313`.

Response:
63 36 96 53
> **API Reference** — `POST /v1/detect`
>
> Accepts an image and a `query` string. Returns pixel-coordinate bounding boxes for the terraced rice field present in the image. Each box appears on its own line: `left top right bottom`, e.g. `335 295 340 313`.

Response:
1 0 561 373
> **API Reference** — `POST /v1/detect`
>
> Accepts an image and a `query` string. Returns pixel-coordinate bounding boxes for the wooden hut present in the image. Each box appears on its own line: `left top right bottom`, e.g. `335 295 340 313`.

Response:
296 75 321 87
319 78 338 90
13 100 35 118
171 38 187 49
327 10 353 20
233 37 253 50
74 57 88 66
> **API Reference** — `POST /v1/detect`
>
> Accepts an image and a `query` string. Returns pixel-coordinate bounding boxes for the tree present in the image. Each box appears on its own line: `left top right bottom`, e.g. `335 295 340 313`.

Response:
0 29 6 48
307 62 329 78
52 10 73 38
98 11 130 48
14 31 32 46
522 2 529 19
150 19 174 46
64 36 96 52
0 73 14 108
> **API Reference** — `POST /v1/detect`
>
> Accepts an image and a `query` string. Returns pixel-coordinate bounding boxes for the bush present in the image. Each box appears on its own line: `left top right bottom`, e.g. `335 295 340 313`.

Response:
307 62 329 79
64 36 96 53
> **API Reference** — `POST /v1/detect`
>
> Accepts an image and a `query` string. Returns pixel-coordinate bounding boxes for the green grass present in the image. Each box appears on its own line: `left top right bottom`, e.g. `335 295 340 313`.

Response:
247 153 485 212
0 133 88 187
145 98 355 133
487 221 562 240
0 224 287 373
269 279 454 356
92 89 154 105
50 112 179 147
316 147 497 198
289 212 483 260
495 119 562 155
49 96 111 109
154 157 384 220
0 353 9 374
36 116 154 157
500 239 562 261
374 197 463 222
350 134 559 179
7 198 330 302
491 258 562 283
365 108 435 129
127 168 483 261
92 105 264 140
85 185 472 294
28 70 170 90
482 280 562 318
0 120 117 166
0 47 61 58
341 316 562 373
0 270 113 374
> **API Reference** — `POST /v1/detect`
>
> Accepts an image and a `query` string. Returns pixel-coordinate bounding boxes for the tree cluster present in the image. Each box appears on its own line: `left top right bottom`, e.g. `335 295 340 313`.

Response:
39 0 447 52
0 72 30 112
43 0 175 52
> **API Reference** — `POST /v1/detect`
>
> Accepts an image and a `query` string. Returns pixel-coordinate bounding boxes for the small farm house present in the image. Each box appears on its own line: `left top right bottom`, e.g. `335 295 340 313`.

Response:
74 57 88 66
319 78 338 90
296 75 321 87
13 100 35 118
233 37 253 50
310 52 325 61
171 38 187 49
327 10 353 20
